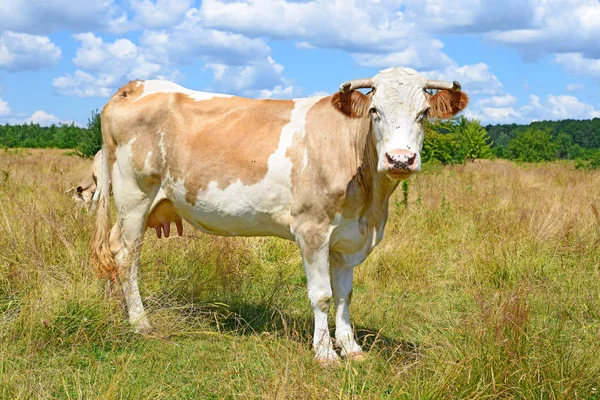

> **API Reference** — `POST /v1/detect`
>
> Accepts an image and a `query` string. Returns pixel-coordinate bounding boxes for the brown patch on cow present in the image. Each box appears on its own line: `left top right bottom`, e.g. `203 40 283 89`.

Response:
162 95 294 205
429 90 469 119
331 90 372 118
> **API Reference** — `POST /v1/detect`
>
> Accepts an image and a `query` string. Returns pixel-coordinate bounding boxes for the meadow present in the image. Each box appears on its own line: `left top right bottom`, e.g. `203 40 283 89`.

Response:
1 149 600 399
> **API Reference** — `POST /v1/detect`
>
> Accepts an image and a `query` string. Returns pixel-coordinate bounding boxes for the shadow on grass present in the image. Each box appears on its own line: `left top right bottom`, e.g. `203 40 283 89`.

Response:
167 299 420 362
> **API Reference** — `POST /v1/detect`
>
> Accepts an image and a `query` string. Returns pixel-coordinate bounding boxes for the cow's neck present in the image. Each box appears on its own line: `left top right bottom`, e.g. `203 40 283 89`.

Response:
346 127 400 224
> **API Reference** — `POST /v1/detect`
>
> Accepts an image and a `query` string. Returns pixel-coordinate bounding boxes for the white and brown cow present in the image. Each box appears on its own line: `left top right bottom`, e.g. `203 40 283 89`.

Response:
91 67 468 363
68 149 103 205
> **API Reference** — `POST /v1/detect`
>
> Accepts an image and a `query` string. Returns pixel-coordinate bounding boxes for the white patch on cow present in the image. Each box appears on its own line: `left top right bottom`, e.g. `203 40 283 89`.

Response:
301 148 308 172
164 96 322 239
158 130 167 163
135 80 232 103
140 151 154 175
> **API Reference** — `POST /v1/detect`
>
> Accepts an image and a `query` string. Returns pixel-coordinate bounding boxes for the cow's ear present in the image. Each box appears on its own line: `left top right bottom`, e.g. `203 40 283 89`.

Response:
429 90 469 119
331 90 372 118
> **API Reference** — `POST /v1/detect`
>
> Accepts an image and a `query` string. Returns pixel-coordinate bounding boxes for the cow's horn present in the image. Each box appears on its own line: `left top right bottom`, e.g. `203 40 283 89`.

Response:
339 78 373 93
425 80 461 92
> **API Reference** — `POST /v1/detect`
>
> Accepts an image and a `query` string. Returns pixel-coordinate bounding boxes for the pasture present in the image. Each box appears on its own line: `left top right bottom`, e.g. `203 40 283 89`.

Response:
1 149 600 399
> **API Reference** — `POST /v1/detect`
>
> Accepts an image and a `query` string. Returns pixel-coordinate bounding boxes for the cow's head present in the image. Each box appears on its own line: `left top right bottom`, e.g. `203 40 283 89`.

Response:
67 180 97 204
337 67 468 178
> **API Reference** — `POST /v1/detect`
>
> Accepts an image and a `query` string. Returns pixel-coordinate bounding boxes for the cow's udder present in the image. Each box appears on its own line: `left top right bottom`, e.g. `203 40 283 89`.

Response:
147 199 183 238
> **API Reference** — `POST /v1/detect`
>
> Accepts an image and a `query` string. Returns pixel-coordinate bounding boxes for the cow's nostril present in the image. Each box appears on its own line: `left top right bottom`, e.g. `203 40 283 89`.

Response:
407 153 416 166
386 153 395 165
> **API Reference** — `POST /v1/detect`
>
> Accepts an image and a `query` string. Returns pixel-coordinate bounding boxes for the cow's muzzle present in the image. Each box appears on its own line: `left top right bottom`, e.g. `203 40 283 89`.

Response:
385 149 419 176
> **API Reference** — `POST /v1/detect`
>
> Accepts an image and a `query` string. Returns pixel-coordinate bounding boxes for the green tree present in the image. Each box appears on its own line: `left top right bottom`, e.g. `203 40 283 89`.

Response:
76 109 102 158
507 128 558 162
422 119 464 164
456 117 493 160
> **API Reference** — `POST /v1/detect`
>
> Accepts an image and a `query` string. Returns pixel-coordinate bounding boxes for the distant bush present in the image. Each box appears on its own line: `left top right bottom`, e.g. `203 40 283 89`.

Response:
422 130 463 164
422 116 493 164
75 109 102 158
575 150 600 170
507 128 558 162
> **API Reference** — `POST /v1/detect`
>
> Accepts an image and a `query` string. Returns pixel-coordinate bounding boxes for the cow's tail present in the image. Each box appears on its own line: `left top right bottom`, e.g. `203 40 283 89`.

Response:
91 143 118 281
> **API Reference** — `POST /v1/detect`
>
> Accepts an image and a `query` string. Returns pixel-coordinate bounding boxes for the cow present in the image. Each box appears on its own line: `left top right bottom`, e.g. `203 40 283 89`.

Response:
68 149 103 205
91 67 468 364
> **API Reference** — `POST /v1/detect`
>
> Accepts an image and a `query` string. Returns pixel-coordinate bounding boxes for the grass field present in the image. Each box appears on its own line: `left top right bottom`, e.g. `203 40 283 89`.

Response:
2 149 600 399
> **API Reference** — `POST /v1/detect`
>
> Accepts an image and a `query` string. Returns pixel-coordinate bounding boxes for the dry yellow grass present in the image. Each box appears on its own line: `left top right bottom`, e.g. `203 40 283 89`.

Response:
1 149 600 399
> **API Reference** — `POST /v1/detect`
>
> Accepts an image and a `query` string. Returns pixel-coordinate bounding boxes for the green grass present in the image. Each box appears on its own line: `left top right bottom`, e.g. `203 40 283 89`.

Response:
2 150 600 398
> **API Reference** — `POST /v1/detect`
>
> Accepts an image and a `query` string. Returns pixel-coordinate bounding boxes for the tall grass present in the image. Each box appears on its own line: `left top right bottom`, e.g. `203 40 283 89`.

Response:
1 150 600 399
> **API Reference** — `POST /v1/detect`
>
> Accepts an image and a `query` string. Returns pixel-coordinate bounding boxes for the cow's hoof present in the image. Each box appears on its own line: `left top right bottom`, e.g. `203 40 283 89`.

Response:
133 322 153 336
316 356 341 367
345 352 367 362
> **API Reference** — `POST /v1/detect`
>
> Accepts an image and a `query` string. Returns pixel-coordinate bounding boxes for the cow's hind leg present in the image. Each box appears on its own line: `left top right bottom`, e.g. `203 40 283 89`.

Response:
330 254 364 359
110 214 151 333
110 158 156 334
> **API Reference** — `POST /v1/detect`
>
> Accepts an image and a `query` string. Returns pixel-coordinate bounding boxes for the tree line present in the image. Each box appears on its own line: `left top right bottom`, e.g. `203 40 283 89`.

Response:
2 109 600 169
0 110 101 158
424 116 600 169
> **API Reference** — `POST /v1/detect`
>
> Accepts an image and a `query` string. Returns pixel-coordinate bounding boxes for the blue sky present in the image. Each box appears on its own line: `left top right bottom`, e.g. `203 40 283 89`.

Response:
1 0 600 127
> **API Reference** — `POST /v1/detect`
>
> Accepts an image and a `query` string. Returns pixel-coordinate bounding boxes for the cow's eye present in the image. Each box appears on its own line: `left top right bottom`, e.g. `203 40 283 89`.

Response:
417 108 429 122
370 107 380 119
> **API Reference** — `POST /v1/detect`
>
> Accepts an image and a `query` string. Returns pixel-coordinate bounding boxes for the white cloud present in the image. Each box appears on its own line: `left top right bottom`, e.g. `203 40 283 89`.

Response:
466 106 521 123
476 94 516 108
353 41 453 70
72 33 163 79
1 109 78 127
0 32 61 72
486 0 600 61
200 0 453 70
470 93 600 124
137 8 293 95
129 0 192 29
555 53 600 81
544 94 600 120
54 33 174 97
206 56 298 98
0 0 125 34
566 83 584 92
140 9 272 66
53 70 116 98
295 41 315 50
26 110 61 126
0 96 10 116
402 0 536 34
259 85 296 99
424 62 503 95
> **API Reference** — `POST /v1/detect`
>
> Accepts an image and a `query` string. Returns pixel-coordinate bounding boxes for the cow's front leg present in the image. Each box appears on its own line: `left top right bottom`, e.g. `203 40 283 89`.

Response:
330 256 363 359
297 234 338 364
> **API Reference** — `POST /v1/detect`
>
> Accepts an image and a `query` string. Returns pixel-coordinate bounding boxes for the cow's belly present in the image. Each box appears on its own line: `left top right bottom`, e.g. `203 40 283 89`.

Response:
159 175 295 240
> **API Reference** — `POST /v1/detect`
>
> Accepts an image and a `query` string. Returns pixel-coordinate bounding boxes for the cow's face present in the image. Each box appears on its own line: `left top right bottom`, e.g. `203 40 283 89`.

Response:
69 182 96 204
339 67 469 179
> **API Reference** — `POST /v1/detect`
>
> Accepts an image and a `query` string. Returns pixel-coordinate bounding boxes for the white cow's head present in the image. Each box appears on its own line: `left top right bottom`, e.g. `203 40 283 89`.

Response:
338 67 469 178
